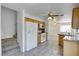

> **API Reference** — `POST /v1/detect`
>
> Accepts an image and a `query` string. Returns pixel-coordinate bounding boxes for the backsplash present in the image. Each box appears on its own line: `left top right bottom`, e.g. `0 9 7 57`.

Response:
72 29 79 35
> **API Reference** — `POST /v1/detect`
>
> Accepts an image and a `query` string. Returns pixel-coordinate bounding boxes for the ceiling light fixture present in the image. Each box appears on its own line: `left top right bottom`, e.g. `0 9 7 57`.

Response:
48 17 52 20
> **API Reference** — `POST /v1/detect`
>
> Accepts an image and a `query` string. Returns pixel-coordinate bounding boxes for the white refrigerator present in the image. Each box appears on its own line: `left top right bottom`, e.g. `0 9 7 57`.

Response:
25 22 38 51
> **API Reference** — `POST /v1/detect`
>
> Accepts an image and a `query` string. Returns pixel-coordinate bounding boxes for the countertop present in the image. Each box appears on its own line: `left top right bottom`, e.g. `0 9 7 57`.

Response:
58 34 73 36
64 36 79 42
58 33 79 42
64 39 79 42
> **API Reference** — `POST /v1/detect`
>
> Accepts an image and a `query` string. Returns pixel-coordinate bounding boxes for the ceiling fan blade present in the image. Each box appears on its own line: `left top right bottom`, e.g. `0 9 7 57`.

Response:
60 14 64 16
51 14 64 16
52 15 59 16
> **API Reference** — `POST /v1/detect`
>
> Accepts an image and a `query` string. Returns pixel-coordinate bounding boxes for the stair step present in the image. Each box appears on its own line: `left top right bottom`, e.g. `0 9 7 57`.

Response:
2 44 18 52
2 41 17 47
2 38 19 56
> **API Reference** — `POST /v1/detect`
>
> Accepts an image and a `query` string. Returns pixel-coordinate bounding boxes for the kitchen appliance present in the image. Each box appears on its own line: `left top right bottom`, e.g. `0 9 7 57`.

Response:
25 22 38 51
41 33 46 42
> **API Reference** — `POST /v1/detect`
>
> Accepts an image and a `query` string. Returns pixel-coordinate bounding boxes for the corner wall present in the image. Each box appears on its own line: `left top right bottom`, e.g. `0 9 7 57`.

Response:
1 6 17 39
17 11 25 52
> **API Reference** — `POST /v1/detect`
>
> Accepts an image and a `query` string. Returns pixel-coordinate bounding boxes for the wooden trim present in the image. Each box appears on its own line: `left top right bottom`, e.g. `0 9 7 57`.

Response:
24 17 38 23
24 17 45 24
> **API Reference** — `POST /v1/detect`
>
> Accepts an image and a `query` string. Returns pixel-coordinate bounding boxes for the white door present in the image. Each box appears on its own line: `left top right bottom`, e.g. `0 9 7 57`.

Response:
25 22 38 51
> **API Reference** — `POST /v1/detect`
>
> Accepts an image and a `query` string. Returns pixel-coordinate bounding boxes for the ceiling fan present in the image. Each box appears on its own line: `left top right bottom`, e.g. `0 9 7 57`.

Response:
48 11 64 20
47 11 64 24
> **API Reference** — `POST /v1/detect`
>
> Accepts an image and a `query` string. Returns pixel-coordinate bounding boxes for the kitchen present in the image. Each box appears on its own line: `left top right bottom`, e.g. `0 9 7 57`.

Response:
24 5 79 55
58 7 79 56
0 3 79 56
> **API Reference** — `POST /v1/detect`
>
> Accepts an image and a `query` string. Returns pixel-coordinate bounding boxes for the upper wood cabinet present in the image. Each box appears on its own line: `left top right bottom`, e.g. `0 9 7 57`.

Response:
72 7 79 29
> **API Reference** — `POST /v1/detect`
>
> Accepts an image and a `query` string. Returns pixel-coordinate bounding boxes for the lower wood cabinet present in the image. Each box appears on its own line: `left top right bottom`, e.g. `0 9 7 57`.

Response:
64 41 79 56
58 34 64 47
37 34 41 45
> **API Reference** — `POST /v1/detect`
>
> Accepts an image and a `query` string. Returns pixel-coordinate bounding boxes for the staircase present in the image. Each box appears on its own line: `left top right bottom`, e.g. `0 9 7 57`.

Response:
2 38 21 56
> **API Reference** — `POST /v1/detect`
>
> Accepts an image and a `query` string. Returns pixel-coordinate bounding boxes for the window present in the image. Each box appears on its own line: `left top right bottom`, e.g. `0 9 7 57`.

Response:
60 25 71 33
78 30 79 32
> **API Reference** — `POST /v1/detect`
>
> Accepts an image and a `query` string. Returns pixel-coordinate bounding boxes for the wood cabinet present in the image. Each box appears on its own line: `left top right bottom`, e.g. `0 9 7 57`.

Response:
72 7 79 29
38 21 46 45
37 34 41 45
58 34 64 47
64 41 79 56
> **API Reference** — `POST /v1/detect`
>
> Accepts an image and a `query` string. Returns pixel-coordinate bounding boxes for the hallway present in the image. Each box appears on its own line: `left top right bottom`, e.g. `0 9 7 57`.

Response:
2 36 63 56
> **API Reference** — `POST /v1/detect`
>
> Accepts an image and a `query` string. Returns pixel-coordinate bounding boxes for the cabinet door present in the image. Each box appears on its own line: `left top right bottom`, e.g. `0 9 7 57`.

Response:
72 7 79 29
59 35 64 47
38 34 41 45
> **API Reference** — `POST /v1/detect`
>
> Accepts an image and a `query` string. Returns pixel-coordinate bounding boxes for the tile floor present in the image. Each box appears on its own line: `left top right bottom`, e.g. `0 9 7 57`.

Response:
2 36 63 56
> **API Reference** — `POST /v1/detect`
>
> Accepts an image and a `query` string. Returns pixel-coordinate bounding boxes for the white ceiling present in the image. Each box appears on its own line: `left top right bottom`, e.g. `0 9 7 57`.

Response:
1 3 78 20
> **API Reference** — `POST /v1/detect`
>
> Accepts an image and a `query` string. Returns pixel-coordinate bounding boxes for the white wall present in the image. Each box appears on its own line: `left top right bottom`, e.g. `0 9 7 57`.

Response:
17 11 25 52
0 3 1 56
23 10 45 22
48 21 59 36
1 6 17 39
48 18 60 41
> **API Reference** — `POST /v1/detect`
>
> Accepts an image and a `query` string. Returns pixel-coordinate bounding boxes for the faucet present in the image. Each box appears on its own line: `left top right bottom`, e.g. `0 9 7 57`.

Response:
76 29 78 33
